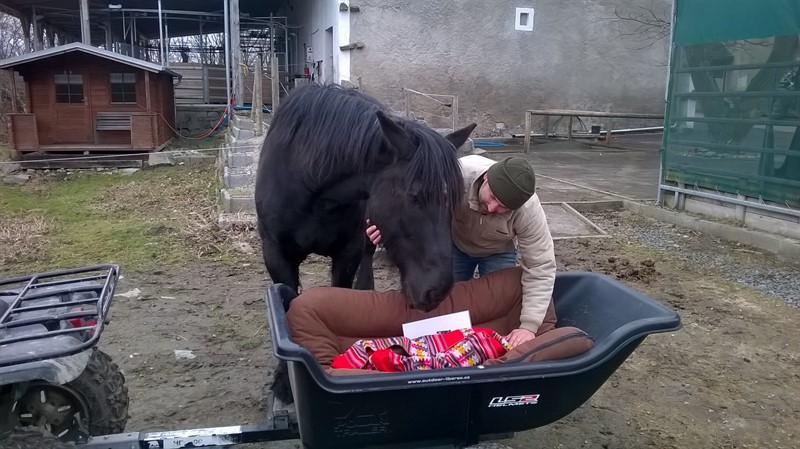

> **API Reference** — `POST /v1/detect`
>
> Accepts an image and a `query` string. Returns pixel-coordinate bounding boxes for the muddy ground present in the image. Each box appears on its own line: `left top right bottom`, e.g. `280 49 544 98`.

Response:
90 207 800 449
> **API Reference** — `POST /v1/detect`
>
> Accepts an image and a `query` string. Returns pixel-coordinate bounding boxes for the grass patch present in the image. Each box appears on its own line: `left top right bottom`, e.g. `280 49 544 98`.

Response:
0 161 259 276
0 215 52 267
0 143 13 162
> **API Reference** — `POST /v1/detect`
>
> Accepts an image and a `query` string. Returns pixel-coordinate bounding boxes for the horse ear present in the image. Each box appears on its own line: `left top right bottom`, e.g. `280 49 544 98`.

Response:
376 110 414 159
445 123 477 152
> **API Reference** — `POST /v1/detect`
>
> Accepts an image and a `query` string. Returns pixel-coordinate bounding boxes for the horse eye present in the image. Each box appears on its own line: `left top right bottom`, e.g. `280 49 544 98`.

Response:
409 193 421 205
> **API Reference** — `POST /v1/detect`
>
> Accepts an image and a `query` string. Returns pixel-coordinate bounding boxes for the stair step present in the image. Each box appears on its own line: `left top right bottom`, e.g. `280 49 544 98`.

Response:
220 188 255 214
223 166 257 189
218 115 265 216
218 212 257 230
225 149 257 168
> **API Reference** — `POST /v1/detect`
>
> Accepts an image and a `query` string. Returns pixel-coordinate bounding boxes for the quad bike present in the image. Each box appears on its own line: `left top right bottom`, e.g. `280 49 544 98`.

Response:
0 265 129 448
0 265 680 449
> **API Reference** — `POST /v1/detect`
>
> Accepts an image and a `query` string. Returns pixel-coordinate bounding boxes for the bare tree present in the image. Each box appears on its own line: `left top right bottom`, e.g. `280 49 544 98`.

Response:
0 12 25 146
609 2 671 50
0 12 24 59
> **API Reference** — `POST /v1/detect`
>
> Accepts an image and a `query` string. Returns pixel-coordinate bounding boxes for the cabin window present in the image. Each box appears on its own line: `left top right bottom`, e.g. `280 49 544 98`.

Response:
110 72 137 103
54 72 84 103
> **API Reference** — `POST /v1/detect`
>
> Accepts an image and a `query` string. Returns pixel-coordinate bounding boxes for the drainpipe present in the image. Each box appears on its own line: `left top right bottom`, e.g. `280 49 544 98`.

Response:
131 15 136 57
164 17 170 67
224 0 232 125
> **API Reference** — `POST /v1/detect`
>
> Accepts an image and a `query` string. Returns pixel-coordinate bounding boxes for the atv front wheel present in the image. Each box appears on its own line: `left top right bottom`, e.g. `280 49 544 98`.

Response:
13 348 129 442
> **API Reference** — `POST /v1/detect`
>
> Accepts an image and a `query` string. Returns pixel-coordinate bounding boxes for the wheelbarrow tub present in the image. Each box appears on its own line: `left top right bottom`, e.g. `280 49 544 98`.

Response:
266 271 681 449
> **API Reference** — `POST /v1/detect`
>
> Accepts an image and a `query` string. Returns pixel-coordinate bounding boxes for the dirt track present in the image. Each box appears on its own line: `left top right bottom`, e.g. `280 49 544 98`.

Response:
97 208 799 449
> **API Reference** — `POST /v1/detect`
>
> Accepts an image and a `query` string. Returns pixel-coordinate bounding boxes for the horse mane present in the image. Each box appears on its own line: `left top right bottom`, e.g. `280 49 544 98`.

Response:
395 120 465 212
268 83 384 180
270 82 463 211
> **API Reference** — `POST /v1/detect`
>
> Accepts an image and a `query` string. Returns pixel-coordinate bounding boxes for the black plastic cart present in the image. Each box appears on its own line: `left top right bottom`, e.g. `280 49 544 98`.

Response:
2 269 680 449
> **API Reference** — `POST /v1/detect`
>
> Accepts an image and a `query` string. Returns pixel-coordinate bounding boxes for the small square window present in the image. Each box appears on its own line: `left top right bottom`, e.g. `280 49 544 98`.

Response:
54 72 83 103
515 7 535 32
110 72 137 103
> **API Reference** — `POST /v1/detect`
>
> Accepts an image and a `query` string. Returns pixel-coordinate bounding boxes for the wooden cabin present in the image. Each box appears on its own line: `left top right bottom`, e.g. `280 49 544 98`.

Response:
0 43 180 155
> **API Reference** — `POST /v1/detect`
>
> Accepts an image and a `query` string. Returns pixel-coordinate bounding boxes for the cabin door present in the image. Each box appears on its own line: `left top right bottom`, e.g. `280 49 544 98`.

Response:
53 70 91 144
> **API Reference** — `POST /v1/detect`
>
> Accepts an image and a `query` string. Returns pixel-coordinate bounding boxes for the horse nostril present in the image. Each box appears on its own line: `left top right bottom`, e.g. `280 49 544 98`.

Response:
420 300 437 313
421 286 448 312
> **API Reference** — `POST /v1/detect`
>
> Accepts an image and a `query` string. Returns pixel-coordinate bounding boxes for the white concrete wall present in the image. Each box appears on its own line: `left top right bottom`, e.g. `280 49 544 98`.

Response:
347 0 672 136
284 0 350 84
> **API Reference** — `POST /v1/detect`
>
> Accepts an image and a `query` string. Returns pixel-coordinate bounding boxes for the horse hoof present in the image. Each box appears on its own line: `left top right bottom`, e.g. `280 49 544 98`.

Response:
270 378 294 405
270 363 295 405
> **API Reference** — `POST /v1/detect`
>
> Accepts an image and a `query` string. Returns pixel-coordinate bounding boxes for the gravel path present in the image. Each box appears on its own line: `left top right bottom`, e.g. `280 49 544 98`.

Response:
583 209 800 307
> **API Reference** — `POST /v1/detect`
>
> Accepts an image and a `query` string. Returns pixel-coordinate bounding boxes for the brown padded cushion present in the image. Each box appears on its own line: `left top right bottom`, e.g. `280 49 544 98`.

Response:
285 267 593 371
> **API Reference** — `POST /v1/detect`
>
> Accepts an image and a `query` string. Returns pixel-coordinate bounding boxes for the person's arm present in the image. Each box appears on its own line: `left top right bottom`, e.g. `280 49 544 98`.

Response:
507 199 556 345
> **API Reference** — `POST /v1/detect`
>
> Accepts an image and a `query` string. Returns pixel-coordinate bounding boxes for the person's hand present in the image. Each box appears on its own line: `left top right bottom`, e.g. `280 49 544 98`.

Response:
366 219 382 245
505 328 535 348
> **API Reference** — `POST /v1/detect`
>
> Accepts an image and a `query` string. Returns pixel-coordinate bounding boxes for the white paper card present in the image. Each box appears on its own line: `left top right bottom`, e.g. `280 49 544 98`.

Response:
402 311 472 339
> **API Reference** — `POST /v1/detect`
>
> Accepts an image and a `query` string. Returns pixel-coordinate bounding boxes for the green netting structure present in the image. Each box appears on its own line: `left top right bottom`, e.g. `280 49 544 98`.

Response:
662 0 800 208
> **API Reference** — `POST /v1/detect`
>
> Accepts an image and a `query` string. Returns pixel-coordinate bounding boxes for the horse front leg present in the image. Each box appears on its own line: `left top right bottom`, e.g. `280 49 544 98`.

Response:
270 360 294 405
330 241 362 288
260 237 299 405
354 242 376 290
261 238 301 311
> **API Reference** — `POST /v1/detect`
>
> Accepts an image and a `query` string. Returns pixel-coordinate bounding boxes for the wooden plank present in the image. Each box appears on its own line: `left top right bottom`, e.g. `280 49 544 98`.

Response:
21 159 144 170
526 109 664 119
169 67 204 75
173 72 204 80
9 114 39 150
176 79 206 89
175 90 205 96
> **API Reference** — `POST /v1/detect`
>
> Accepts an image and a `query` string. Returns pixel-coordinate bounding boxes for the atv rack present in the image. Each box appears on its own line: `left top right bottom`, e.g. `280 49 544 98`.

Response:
0 264 119 367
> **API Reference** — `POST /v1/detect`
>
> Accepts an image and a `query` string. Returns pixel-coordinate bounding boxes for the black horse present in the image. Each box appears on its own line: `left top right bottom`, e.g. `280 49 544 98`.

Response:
254 83 475 403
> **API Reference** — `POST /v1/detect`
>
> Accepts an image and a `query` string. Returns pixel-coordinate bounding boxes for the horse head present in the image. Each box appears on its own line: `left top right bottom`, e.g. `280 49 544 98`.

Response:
367 111 477 312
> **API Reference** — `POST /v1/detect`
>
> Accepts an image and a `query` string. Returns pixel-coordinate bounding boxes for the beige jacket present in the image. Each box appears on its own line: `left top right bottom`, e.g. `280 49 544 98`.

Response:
452 155 556 333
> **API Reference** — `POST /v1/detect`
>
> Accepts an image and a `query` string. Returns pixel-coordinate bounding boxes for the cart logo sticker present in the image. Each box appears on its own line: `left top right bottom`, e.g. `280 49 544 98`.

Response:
488 394 540 408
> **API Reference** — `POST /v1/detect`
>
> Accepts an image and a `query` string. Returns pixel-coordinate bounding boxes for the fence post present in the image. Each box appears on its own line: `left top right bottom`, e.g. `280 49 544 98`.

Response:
271 53 280 112
524 111 531 153
404 88 410 119
254 55 264 136
452 95 458 132
250 64 257 123
202 66 209 103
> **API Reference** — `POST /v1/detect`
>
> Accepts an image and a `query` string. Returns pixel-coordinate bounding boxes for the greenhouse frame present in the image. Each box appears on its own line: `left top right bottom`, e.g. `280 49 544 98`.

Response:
660 0 800 238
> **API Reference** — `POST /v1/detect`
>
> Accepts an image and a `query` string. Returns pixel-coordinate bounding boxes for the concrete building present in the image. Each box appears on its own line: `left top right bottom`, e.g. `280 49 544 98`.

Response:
283 0 671 136
0 0 670 136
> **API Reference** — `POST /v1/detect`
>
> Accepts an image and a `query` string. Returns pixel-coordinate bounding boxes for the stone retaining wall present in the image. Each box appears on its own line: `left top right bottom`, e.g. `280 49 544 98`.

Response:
176 105 227 136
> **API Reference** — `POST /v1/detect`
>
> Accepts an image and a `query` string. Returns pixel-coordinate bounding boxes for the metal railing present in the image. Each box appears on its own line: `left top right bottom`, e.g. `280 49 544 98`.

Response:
402 88 458 132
